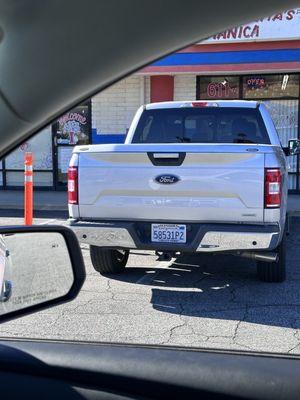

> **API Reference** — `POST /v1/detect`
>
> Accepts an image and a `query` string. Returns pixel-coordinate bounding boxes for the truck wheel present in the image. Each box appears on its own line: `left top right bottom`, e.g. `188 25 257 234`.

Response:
257 230 286 283
90 246 129 274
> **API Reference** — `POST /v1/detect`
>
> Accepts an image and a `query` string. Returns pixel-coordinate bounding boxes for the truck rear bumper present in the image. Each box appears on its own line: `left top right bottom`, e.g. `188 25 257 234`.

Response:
68 220 281 253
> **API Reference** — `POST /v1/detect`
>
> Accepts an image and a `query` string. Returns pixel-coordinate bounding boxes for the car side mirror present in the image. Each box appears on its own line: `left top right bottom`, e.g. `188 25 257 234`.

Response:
283 139 300 156
0 225 85 323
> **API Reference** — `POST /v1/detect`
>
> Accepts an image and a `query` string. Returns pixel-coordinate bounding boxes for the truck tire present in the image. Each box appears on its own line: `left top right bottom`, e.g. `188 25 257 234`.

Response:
90 246 129 274
257 230 286 283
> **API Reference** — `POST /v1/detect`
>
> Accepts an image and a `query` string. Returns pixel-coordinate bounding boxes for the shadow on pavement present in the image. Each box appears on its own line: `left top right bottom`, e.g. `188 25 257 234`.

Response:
0 209 68 220
109 218 300 329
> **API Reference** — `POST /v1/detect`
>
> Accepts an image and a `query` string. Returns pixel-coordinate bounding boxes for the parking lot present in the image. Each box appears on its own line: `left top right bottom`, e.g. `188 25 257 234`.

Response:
1 210 300 354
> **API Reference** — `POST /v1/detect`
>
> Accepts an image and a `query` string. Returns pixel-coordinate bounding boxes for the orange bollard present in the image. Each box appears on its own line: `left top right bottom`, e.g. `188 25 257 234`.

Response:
24 152 33 225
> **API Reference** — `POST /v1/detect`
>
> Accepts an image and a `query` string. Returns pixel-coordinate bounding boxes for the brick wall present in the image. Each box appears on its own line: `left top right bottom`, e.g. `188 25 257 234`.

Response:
91 74 198 143
92 75 143 136
145 76 151 103
174 75 197 100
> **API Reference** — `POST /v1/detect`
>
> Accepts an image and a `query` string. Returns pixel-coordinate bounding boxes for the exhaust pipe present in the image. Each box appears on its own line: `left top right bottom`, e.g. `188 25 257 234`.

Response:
238 251 278 263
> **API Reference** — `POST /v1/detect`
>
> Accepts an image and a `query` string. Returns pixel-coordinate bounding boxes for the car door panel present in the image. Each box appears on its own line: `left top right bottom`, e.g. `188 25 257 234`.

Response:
0 340 300 399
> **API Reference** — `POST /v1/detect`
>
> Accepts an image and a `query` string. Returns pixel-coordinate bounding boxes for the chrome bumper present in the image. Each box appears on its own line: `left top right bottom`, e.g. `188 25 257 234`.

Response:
69 220 281 253
197 231 278 252
70 222 136 248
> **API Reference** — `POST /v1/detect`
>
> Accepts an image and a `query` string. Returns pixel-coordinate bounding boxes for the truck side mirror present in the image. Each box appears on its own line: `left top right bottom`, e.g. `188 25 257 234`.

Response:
283 139 300 156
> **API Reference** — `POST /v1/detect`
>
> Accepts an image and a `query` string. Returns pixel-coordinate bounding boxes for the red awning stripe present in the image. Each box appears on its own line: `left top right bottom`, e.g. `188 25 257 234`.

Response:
179 40 300 53
140 62 300 74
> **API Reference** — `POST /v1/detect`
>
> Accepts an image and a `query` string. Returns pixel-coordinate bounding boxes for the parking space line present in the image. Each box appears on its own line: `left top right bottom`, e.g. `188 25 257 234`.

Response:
38 219 58 225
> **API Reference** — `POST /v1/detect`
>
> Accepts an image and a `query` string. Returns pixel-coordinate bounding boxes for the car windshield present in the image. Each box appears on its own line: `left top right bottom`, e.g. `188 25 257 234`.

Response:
1 7 300 357
132 107 270 144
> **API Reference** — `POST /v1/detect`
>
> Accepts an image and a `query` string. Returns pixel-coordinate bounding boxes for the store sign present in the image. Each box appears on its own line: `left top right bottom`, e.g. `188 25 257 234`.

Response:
246 76 266 89
202 9 300 43
58 112 87 126
206 81 238 99
57 111 88 145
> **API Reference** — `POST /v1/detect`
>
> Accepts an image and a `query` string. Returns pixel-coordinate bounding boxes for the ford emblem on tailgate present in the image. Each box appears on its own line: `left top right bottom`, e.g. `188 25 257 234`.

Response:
155 174 180 184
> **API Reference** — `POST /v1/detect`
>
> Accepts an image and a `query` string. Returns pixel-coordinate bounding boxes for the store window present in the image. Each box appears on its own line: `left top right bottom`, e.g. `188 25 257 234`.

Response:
4 126 53 187
198 76 240 100
243 74 299 99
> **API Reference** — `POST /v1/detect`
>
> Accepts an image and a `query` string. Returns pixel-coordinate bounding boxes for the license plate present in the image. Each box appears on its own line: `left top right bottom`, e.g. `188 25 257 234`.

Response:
151 224 186 243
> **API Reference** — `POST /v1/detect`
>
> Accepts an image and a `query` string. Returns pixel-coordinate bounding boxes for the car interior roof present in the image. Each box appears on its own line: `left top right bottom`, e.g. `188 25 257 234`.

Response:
0 0 298 158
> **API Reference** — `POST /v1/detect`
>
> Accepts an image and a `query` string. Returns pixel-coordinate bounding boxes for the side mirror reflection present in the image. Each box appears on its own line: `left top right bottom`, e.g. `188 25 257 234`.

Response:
0 226 85 321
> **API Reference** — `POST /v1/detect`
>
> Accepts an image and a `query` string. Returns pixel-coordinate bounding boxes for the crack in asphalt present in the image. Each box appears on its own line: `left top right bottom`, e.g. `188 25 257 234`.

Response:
287 331 300 353
162 320 187 345
230 306 256 350
286 318 300 353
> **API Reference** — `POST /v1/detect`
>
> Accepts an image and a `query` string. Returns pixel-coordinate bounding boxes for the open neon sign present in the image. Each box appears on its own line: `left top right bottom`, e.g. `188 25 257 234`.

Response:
246 77 266 89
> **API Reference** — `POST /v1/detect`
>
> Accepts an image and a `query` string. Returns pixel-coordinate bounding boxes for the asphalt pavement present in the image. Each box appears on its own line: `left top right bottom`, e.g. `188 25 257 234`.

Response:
0 210 300 355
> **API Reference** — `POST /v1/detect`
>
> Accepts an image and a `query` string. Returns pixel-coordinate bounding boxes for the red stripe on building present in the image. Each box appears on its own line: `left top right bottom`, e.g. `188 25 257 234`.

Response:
141 62 300 74
179 40 300 53
150 75 174 102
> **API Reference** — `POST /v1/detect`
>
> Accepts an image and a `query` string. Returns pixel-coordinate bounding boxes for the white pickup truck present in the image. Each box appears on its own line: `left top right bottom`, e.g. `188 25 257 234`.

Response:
68 100 300 282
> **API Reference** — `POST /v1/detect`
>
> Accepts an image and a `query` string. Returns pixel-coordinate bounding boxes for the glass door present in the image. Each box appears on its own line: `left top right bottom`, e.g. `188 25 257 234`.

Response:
53 102 91 189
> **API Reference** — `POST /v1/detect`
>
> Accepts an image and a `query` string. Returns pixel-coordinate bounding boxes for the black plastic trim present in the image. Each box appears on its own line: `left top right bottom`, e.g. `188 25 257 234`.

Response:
147 152 186 166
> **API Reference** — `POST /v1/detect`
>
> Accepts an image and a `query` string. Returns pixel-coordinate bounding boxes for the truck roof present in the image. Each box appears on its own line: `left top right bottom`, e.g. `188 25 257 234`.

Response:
145 100 259 110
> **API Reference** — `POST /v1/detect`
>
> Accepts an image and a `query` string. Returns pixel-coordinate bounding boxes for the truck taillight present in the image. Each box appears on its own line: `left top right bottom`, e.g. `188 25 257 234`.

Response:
68 166 78 204
264 168 281 208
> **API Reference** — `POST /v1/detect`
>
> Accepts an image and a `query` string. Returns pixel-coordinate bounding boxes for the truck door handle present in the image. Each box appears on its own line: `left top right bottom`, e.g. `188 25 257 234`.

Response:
153 153 180 159
148 152 186 166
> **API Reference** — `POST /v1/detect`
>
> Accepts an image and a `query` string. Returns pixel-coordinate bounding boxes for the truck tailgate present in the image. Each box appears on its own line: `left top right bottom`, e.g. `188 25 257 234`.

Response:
77 144 267 223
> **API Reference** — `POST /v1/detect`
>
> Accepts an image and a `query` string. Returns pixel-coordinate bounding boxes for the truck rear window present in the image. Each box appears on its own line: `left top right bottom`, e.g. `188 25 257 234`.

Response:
132 107 270 144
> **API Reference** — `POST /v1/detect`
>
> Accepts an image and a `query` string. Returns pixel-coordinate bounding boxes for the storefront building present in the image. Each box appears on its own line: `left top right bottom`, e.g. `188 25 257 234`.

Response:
0 101 91 190
1 9 300 191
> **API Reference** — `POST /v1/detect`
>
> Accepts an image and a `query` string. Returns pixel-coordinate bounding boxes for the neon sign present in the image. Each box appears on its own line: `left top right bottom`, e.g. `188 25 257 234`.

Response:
246 77 266 89
206 82 238 98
